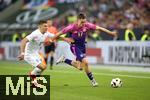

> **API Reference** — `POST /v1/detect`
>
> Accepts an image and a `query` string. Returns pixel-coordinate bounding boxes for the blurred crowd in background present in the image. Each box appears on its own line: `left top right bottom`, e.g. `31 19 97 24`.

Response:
54 0 150 29
0 0 17 11
0 0 149 42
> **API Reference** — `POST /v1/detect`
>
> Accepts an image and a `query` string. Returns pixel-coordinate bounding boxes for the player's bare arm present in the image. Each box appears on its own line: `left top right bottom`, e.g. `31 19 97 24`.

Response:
59 37 75 43
18 38 29 60
52 31 75 43
96 26 117 36
52 31 63 41
44 37 53 46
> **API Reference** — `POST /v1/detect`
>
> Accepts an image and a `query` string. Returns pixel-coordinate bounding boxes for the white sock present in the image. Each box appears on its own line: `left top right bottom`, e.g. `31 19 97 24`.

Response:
31 67 42 75
91 79 96 82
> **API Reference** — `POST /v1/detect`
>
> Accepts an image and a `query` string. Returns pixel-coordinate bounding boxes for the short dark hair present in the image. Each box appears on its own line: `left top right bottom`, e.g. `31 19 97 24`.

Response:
38 20 47 25
77 13 86 19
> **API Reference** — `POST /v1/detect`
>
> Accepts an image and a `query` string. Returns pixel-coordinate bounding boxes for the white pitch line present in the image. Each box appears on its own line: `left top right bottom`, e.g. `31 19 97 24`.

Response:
50 70 150 79
94 72 150 79
1 65 150 79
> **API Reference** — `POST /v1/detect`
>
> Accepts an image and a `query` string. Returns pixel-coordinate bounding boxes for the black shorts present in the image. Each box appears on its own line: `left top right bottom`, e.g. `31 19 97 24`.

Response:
45 43 55 53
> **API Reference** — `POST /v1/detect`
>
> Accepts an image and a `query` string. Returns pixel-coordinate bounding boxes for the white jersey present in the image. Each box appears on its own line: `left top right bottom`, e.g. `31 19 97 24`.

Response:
55 41 76 61
25 29 54 55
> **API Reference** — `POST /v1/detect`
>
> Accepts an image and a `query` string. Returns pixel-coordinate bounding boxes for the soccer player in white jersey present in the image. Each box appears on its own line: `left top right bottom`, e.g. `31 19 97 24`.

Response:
55 36 76 64
18 20 54 87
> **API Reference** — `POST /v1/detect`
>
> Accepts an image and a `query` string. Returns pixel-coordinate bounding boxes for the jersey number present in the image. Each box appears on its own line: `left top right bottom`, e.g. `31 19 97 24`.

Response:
78 32 83 37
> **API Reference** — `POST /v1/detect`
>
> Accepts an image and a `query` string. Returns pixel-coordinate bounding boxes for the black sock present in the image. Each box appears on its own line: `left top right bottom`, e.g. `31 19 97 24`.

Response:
64 59 72 66
50 56 54 67
45 58 47 64
87 72 94 80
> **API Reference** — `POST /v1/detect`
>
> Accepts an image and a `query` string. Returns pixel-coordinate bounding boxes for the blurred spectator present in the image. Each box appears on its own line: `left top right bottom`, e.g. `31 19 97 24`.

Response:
125 23 136 41
67 13 77 24
141 28 150 41
0 0 6 11
45 19 58 69
112 0 125 9
0 0 150 41
47 19 57 34
17 0 150 30
23 0 49 9
89 30 102 41
21 32 28 39
0 0 10 11
99 0 110 13
4 0 11 5
12 32 20 43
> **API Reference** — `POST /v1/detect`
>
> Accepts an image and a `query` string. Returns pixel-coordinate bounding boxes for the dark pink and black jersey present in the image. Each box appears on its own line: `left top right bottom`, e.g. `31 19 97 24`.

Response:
61 22 96 47
61 22 96 60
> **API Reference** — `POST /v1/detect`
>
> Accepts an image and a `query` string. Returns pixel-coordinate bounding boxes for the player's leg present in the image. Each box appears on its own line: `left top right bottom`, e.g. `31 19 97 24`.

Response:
56 55 82 70
69 44 83 70
72 46 98 87
81 58 98 87
56 43 82 70
49 43 55 69
39 52 47 71
65 59 82 70
50 51 54 68
44 45 50 64
30 62 47 87
24 53 47 87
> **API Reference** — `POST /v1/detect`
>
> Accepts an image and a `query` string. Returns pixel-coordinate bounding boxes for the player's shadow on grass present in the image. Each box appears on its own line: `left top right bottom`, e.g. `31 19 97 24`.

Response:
51 84 97 88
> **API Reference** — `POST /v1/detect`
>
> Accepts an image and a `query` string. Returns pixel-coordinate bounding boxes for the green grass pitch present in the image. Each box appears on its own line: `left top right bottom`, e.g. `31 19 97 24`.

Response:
0 60 150 100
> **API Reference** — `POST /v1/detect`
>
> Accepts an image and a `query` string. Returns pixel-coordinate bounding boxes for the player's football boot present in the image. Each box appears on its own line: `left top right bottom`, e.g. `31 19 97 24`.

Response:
31 79 41 87
29 72 40 87
29 72 36 80
56 55 65 65
91 79 98 87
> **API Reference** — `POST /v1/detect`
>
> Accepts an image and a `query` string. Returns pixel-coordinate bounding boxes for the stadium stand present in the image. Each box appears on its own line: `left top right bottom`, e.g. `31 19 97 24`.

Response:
0 0 149 41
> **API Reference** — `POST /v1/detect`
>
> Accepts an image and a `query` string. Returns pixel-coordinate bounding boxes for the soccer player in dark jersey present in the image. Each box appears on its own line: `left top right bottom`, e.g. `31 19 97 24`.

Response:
53 13 117 87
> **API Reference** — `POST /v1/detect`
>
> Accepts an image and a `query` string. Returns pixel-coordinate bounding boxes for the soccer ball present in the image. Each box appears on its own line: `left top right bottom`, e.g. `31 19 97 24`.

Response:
111 78 122 88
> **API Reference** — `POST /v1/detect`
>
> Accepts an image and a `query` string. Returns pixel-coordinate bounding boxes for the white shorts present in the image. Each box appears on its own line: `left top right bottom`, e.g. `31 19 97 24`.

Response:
55 41 76 60
24 53 42 67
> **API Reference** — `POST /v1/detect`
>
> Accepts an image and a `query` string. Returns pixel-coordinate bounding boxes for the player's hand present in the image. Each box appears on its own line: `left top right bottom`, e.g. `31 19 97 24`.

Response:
63 38 74 43
44 37 53 46
18 53 24 61
111 31 118 37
